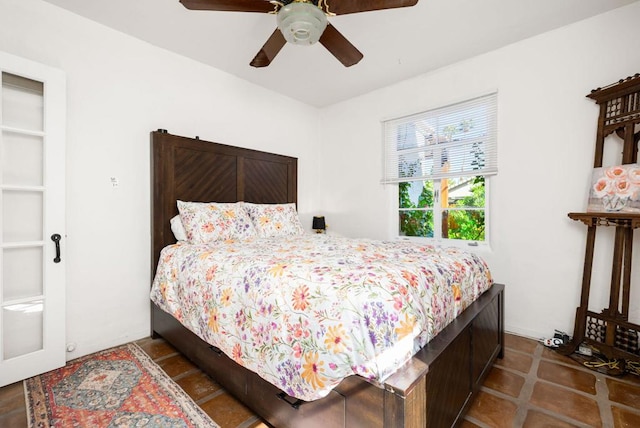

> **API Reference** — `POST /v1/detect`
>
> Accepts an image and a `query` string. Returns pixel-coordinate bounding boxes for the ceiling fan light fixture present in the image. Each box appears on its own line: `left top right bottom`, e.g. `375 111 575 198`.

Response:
277 2 328 45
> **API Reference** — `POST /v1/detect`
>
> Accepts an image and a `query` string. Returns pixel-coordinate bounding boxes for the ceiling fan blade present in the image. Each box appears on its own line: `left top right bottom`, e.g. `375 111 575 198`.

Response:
327 0 418 15
179 0 274 13
319 24 363 67
250 29 287 67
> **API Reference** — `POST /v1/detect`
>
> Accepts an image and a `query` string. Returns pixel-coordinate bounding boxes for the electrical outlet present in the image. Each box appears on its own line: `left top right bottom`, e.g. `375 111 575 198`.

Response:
577 344 592 356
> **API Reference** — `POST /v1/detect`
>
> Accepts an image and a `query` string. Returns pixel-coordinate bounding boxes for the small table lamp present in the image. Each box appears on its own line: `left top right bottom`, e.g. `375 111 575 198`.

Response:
312 216 326 233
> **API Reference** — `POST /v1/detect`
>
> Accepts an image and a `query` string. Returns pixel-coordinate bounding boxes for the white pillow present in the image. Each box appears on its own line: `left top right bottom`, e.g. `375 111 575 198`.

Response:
170 215 188 241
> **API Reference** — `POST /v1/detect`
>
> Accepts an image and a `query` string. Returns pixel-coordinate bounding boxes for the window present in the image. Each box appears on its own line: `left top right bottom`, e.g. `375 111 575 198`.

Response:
382 93 497 244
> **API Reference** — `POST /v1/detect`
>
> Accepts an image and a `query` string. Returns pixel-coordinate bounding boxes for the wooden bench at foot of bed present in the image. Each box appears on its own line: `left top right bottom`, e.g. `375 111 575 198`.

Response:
152 283 504 428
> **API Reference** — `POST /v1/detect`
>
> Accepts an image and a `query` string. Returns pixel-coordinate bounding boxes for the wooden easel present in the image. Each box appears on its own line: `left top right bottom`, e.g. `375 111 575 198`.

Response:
559 74 640 368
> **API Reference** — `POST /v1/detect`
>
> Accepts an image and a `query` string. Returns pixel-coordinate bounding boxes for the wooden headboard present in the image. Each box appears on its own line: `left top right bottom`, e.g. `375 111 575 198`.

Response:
150 130 298 276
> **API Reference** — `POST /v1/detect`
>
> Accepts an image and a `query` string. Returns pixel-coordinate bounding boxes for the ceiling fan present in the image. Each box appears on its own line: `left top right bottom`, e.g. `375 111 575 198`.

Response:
179 0 419 68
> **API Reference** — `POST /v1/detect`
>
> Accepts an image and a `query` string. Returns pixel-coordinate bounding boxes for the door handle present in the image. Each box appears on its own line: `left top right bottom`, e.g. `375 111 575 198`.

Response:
51 234 61 263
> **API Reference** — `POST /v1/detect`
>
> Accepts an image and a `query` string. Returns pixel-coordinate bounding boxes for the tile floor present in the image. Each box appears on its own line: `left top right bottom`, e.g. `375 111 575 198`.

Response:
1 333 639 428
463 335 640 428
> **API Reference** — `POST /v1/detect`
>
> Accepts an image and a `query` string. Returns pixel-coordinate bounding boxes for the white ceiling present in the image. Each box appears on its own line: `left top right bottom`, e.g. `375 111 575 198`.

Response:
41 0 638 107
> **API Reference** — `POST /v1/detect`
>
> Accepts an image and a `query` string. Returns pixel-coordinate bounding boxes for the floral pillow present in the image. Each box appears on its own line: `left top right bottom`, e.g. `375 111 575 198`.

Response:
243 202 305 238
177 201 256 243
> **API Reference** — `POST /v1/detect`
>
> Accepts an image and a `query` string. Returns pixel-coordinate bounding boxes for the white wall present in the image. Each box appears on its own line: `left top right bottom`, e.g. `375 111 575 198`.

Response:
0 0 320 359
318 2 640 340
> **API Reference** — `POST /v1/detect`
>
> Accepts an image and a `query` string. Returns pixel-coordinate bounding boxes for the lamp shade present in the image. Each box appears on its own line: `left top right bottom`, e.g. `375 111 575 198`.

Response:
277 2 328 45
312 216 326 230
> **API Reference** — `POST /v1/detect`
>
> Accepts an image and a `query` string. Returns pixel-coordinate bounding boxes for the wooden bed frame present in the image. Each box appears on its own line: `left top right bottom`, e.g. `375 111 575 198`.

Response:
150 130 505 428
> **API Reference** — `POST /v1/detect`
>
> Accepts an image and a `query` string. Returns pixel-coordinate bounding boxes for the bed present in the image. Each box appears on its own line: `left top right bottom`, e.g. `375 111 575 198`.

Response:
150 130 504 427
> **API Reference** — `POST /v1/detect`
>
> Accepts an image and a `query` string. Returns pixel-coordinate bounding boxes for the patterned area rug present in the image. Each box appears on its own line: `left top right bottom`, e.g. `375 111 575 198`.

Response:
24 343 218 428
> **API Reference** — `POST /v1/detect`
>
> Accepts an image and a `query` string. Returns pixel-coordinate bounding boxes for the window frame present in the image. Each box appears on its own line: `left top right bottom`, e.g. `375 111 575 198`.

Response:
382 92 497 248
393 176 492 249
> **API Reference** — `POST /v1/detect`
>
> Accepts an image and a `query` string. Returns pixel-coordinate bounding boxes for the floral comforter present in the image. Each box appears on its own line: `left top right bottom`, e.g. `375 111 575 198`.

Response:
150 234 492 401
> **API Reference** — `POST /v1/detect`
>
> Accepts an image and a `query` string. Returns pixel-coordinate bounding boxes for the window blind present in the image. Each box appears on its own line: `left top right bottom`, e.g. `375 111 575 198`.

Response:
382 92 497 184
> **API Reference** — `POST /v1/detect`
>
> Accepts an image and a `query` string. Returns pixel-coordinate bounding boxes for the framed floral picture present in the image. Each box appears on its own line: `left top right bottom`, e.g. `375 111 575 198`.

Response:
587 163 640 213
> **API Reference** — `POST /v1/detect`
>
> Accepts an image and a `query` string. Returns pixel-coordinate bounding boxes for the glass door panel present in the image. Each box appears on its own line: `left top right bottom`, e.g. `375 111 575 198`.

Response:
3 247 43 300
1 72 43 131
2 131 43 186
2 190 43 242
2 301 44 359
